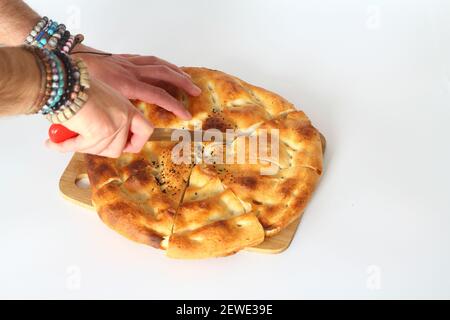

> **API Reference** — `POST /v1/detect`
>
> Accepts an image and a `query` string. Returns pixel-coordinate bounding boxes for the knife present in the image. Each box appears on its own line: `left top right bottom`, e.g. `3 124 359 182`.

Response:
48 124 231 143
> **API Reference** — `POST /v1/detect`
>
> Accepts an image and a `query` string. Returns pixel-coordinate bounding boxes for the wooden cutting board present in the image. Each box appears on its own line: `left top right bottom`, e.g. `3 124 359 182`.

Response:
59 134 325 254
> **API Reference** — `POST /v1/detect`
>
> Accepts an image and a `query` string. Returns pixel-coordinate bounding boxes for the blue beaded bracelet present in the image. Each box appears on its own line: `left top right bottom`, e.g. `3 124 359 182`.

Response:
51 49 81 111
36 20 59 48
24 16 49 44
40 49 66 115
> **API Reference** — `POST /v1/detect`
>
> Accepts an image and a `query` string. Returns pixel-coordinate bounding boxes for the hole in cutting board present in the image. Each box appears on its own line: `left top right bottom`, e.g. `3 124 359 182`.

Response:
75 174 91 189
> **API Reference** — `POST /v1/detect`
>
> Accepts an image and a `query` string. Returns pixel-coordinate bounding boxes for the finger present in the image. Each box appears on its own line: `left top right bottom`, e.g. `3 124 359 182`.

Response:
45 135 87 153
123 112 154 153
118 54 140 58
125 81 192 120
124 78 177 94
136 65 201 96
127 55 191 78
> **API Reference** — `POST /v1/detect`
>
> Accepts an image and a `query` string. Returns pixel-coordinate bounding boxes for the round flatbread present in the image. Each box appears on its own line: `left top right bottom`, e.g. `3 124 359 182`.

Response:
85 67 324 259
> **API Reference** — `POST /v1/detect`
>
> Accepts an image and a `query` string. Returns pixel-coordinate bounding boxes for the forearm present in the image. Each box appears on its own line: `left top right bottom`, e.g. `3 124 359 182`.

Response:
0 0 40 45
0 46 41 115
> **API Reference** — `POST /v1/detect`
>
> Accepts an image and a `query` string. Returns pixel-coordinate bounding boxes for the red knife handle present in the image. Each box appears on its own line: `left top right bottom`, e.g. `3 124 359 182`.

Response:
48 124 79 143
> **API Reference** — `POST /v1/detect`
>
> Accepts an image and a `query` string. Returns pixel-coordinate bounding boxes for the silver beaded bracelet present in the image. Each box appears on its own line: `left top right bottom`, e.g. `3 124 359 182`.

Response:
24 16 49 44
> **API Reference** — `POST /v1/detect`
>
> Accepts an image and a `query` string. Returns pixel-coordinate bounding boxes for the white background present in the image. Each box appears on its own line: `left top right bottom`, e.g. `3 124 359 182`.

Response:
0 0 449 299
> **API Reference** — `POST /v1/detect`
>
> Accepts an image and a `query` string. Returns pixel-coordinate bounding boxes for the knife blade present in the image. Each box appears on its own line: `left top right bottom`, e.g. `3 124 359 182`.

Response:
148 128 230 142
48 124 231 143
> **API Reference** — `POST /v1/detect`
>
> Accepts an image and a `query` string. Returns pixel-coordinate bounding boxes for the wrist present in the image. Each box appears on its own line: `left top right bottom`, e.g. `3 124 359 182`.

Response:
41 51 91 123
0 1 40 46
0 47 41 116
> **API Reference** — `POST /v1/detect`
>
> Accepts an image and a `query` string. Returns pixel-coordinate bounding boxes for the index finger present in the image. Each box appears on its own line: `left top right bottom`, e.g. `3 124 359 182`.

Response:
127 55 191 78
126 81 192 120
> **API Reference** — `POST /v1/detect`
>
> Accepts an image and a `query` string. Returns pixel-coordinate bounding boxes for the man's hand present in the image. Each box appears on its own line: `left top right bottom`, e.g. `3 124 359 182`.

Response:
0 1 202 156
73 45 200 120
45 78 154 158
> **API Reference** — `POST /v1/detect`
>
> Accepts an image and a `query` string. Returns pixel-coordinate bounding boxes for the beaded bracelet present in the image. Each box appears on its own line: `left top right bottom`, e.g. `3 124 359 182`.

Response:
40 49 67 114
51 50 81 112
24 16 49 44
24 16 84 54
22 45 58 114
47 24 66 49
23 45 90 122
38 51 57 113
36 20 59 48
46 56 90 124
36 21 65 49
32 19 54 47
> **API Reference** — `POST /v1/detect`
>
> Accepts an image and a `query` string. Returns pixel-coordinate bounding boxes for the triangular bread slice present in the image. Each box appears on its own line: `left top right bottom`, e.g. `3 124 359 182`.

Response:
86 141 193 249
165 165 265 259
209 111 324 236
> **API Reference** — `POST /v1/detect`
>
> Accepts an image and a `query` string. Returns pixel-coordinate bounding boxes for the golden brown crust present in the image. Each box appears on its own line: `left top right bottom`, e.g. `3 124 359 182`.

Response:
204 110 323 236
167 213 265 259
133 67 295 133
85 67 324 258
85 155 121 191
86 142 193 249
92 181 170 248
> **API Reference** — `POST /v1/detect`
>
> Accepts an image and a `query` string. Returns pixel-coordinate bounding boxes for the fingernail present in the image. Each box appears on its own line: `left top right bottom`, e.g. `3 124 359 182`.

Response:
182 71 192 78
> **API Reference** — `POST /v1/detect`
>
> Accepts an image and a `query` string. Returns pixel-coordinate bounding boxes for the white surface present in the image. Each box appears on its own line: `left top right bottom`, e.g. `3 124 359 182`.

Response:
0 0 449 299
